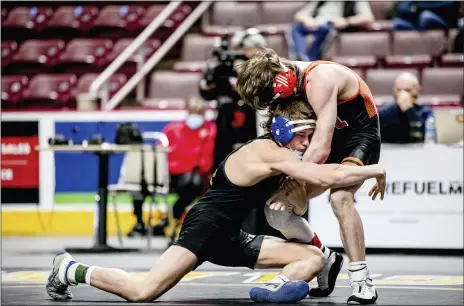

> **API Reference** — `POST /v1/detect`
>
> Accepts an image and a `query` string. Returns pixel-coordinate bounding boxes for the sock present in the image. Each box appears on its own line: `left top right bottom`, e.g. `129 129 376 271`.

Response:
321 245 331 259
67 262 95 285
349 261 367 272
268 274 289 284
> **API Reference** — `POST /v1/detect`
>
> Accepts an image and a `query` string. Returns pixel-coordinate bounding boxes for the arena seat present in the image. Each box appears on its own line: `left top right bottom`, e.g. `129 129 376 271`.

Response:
332 56 377 69
22 73 77 107
58 39 113 75
255 2 305 34
263 35 287 57
173 35 218 73
1 75 29 106
420 68 463 105
335 32 390 68
447 28 459 52
75 73 127 99
201 25 244 37
180 34 218 62
140 4 192 29
392 30 446 56
440 53 464 67
148 71 202 100
93 5 145 32
109 38 161 62
338 32 391 57
384 54 433 68
211 2 261 28
48 6 99 32
366 1 393 31
12 39 65 67
1 41 18 68
140 98 187 109
366 68 419 105
3 6 53 31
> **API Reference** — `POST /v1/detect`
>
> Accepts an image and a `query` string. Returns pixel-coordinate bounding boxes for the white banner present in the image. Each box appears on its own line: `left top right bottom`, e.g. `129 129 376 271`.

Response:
309 144 464 249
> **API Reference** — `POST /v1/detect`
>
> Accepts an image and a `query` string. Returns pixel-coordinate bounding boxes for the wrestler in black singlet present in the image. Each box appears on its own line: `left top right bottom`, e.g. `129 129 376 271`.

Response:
173 135 286 269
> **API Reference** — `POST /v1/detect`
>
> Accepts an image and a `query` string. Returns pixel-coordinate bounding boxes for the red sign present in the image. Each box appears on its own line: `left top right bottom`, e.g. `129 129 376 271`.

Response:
1 136 39 188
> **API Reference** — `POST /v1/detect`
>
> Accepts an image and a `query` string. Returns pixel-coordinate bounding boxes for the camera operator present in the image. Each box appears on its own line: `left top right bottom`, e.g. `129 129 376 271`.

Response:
199 28 267 170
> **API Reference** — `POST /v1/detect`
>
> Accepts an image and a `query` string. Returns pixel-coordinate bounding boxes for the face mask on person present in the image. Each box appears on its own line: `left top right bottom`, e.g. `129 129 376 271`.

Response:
185 114 204 130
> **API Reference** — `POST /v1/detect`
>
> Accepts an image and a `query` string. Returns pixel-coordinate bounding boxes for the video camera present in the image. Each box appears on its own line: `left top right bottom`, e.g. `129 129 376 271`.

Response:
204 34 248 89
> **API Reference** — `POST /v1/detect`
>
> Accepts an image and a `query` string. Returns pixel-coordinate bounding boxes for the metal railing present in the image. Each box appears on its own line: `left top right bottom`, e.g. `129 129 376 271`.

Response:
103 1 212 110
88 1 182 103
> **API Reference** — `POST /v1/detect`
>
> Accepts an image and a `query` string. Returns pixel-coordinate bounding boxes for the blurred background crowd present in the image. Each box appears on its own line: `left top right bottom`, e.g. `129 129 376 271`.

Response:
1 1 463 243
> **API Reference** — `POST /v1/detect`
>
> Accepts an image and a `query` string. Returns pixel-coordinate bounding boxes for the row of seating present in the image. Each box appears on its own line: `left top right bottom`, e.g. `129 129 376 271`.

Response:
2 4 192 33
2 38 161 74
3 68 463 109
201 1 395 35
175 30 463 73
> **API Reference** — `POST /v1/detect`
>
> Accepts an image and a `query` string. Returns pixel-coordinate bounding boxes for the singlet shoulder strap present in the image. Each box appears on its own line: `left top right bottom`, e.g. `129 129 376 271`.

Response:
301 60 361 104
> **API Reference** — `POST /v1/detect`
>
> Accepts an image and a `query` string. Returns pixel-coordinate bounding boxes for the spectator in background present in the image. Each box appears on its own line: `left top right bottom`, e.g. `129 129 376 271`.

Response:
379 72 433 144
127 98 216 238
289 1 374 61
391 1 460 31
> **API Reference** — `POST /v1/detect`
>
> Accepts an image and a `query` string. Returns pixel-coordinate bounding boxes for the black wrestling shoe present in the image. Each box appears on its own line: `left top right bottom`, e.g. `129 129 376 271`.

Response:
151 218 169 236
126 223 147 237
309 249 344 297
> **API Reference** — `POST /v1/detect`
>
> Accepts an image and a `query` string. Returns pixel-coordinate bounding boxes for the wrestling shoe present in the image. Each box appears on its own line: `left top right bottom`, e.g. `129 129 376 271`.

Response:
46 251 74 300
249 281 309 303
347 267 378 304
309 249 344 297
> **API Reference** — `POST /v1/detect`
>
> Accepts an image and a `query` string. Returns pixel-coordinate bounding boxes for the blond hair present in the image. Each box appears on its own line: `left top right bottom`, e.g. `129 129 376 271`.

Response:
236 48 294 110
263 99 316 133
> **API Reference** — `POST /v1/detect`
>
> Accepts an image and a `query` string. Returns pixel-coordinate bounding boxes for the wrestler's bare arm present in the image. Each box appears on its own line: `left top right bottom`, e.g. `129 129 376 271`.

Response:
261 145 386 199
302 66 339 164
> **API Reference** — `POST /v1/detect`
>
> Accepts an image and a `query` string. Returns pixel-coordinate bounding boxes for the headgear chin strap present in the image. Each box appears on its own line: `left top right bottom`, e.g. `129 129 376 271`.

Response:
271 115 315 146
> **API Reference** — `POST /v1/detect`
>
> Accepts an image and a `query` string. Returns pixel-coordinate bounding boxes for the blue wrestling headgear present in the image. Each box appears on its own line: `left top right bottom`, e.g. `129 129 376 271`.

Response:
270 115 316 146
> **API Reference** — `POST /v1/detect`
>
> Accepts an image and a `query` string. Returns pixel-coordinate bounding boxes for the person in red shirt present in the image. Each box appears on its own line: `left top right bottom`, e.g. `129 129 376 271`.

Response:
153 97 217 239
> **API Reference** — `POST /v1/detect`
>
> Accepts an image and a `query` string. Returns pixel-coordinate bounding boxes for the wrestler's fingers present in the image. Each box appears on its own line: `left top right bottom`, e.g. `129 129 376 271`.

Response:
368 184 376 197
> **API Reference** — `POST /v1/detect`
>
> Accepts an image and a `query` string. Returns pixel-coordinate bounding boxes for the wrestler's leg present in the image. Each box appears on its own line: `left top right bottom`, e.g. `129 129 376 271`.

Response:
47 246 197 302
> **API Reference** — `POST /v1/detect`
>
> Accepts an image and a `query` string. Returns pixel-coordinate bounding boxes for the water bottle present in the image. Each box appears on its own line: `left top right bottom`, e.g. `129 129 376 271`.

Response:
424 115 437 144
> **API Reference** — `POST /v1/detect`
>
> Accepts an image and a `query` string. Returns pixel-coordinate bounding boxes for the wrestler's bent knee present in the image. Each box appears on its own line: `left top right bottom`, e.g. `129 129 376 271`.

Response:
330 190 355 218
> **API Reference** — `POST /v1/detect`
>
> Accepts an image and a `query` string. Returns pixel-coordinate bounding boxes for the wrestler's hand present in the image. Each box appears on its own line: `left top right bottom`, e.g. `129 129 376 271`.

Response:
368 169 386 200
282 179 307 215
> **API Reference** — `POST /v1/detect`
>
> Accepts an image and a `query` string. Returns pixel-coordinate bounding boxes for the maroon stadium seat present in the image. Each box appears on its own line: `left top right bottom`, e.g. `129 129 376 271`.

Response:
384 54 433 68
392 30 446 56
173 61 208 73
1 41 18 67
448 28 459 52
332 56 377 69
181 34 218 62
140 4 192 29
420 68 463 105
75 73 127 98
109 39 161 62
211 2 261 27
338 32 391 57
93 5 145 31
366 68 419 104
59 39 113 74
23 74 77 107
256 2 305 34
140 98 187 109
12 39 65 66
440 53 464 67
48 6 99 32
266 35 289 58
148 71 203 100
3 6 53 31
366 1 393 31
1 75 29 105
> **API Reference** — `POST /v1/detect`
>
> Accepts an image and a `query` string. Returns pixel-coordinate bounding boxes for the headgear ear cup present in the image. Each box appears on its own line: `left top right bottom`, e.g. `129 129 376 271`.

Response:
272 69 298 99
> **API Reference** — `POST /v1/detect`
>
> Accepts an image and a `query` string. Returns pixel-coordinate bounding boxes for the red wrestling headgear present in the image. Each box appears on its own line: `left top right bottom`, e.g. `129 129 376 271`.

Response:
272 67 298 100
